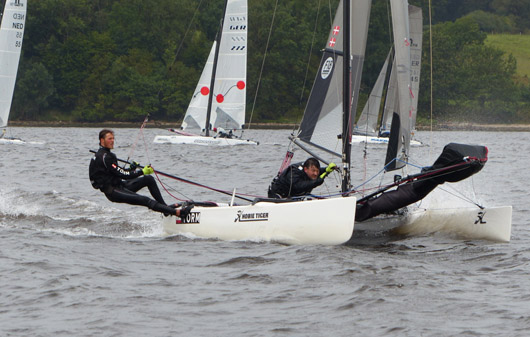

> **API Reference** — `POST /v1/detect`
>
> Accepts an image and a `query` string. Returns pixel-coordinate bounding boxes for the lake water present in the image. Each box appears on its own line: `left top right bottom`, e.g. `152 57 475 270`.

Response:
1 127 528 336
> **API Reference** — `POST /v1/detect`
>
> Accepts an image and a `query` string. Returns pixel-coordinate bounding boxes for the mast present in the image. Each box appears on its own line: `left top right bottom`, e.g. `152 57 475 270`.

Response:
341 0 351 193
205 0 228 137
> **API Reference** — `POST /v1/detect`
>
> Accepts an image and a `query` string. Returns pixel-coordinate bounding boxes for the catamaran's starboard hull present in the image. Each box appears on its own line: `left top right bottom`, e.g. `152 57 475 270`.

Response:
153 135 258 146
350 135 423 146
354 205 512 242
400 205 512 242
162 197 357 245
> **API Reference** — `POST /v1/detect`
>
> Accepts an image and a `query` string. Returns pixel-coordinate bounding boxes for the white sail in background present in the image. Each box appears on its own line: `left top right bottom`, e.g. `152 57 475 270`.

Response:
0 0 26 128
354 51 391 136
385 0 412 171
409 5 422 132
181 0 247 132
181 42 216 131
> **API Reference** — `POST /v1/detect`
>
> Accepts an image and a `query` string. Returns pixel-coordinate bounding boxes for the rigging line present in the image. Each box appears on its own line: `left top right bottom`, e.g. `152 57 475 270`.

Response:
138 122 192 202
428 0 434 161
126 114 150 163
434 185 484 209
168 0 205 71
299 0 322 104
246 0 280 134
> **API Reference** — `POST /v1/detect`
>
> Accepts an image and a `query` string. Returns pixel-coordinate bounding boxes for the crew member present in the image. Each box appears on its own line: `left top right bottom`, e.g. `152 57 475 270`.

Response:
268 157 336 198
89 129 192 217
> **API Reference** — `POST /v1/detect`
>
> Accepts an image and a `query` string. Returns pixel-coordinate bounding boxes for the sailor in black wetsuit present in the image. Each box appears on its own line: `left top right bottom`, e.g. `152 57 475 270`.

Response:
268 157 336 199
89 129 192 217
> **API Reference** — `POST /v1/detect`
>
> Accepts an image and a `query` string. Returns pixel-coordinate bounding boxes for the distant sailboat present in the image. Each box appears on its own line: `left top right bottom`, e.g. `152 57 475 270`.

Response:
0 0 26 144
351 4 422 146
154 0 257 146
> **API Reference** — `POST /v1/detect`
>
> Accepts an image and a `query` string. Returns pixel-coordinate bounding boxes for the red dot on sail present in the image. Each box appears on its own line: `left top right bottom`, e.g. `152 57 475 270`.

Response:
201 87 210 96
216 94 224 103
237 81 246 90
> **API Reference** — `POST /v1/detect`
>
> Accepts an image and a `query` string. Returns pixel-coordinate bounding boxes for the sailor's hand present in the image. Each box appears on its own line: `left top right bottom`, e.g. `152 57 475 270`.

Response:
325 162 337 173
130 161 140 170
320 162 337 179
142 165 154 175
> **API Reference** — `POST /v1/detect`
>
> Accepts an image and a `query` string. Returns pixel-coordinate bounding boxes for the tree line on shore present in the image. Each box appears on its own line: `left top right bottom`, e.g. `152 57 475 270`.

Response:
10 0 530 126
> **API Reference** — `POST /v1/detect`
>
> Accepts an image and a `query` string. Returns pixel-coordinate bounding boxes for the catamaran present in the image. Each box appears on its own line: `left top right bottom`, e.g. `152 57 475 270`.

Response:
0 0 26 145
153 0 257 146
351 4 422 146
162 0 512 244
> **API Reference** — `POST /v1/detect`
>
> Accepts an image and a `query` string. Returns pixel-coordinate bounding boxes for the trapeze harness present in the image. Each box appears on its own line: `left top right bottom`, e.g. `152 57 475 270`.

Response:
89 146 176 215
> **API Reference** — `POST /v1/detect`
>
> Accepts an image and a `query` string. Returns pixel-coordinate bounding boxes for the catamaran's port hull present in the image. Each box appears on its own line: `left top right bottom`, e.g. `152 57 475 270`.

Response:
153 135 258 146
162 197 357 245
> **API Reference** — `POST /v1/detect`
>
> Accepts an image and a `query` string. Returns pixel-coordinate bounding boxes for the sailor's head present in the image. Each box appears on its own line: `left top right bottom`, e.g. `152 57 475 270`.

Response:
99 129 115 149
303 157 321 180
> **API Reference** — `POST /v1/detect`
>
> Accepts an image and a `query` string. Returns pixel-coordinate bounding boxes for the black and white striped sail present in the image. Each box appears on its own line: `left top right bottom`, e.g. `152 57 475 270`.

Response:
181 0 247 132
0 0 26 128
297 0 372 158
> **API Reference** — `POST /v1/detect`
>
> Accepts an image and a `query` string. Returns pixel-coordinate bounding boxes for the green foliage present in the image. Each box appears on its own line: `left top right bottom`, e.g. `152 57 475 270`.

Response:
419 17 523 123
9 0 529 125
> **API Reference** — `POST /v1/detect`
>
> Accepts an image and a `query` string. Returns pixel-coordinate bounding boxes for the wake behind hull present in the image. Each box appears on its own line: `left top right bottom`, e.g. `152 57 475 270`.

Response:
153 134 257 146
162 197 357 245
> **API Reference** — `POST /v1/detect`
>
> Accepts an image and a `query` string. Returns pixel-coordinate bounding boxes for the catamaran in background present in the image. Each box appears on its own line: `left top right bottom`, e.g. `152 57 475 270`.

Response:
0 0 26 145
351 4 422 146
161 0 511 245
153 0 257 146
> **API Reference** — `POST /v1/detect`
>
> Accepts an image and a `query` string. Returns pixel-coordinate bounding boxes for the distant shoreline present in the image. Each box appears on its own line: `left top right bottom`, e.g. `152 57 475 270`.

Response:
7 120 530 131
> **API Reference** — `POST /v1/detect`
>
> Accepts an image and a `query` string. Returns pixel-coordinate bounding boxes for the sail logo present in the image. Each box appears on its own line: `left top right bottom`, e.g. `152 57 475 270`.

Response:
12 0 24 7
180 212 201 224
234 210 269 222
321 57 334 80
474 211 487 225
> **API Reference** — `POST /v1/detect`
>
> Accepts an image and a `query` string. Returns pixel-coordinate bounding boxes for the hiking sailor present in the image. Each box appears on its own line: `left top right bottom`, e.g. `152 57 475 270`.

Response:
268 157 336 198
89 129 192 217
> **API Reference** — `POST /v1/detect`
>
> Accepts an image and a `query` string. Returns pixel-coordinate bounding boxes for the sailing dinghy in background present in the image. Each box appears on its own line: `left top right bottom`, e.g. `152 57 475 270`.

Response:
162 0 511 244
351 4 422 146
153 0 257 146
0 0 26 145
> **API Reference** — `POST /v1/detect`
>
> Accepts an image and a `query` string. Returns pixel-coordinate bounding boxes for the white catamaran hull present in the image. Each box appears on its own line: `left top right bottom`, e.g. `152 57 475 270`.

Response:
153 135 258 146
162 197 357 245
355 205 512 243
0 137 24 144
350 135 423 146
400 205 512 242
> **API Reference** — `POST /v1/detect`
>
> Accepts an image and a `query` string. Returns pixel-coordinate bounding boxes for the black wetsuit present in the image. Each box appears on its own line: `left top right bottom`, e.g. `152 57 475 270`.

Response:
89 146 176 215
268 163 326 198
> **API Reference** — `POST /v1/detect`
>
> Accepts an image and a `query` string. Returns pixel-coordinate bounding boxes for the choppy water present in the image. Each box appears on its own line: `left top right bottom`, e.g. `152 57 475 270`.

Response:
1 127 529 336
